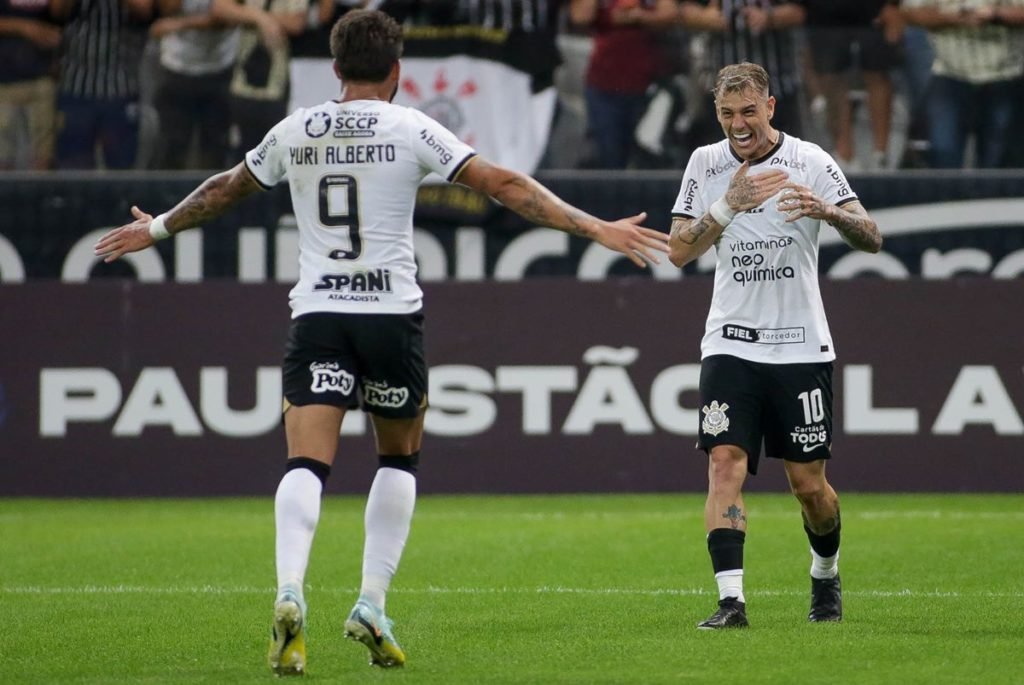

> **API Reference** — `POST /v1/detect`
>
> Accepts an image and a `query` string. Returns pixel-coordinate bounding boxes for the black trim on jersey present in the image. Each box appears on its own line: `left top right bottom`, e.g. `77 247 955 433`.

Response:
447 152 478 183
672 212 696 220
244 157 274 191
728 132 786 166
836 196 860 207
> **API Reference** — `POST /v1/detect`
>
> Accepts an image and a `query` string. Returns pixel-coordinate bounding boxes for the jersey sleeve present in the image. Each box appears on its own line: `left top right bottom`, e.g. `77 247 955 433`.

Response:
671 147 706 219
244 113 295 189
409 110 477 182
809 147 859 208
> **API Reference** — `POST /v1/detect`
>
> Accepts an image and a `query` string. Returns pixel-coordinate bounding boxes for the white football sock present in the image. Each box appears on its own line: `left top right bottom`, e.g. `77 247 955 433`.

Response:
715 569 745 603
810 548 839 579
274 468 322 600
360 467 416 610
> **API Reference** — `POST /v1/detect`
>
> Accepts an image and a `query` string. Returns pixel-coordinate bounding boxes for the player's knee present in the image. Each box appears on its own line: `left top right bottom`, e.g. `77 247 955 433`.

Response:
790 477 826 504
285 456 332 486
378 451 419 474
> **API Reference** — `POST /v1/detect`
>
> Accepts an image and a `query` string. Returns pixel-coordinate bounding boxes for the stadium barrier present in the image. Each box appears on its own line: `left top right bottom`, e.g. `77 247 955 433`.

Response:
1 170 1023 281
2 280 1020 496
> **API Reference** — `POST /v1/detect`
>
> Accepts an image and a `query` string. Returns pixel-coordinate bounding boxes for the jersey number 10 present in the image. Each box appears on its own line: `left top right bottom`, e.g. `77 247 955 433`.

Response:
319 174 362 260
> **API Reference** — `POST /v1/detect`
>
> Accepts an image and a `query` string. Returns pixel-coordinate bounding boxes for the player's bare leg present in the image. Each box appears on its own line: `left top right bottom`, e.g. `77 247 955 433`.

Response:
699 445 750 629
343 410 425 667
269 403 345 676
785 459 842 622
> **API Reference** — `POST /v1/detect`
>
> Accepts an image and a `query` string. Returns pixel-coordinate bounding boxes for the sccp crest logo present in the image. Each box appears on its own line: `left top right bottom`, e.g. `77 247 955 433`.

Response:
305 112 331 138
701 400 730 436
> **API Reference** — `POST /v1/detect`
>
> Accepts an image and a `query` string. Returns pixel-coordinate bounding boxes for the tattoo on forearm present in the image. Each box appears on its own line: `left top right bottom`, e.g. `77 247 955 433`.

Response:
504 177 588 237
675 213 718 245
827 207 881 252
169 170 250 232
722 504 746 529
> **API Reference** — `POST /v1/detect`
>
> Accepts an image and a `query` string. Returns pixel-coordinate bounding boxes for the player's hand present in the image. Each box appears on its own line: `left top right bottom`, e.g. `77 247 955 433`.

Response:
93 206 158 263
594 212 671 268
777 183 832 223
723 161 789 213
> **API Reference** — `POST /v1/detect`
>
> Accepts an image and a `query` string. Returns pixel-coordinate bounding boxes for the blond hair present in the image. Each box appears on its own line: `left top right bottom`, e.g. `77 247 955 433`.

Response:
713 62 770 101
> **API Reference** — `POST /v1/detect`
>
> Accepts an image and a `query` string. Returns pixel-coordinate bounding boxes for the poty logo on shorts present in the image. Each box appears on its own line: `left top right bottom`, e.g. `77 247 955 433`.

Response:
363 380 409 408
701 400 730 436
309 362 354 395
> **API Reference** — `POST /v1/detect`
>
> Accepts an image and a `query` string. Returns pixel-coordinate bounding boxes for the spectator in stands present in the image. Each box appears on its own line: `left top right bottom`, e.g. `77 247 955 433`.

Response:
0 0 60 169
902 0 1024 169
803 0 902 171
898 8 934 169
150 0 286 169
569 0 678 169
51 0 154 169
227 0 306 158
680 0 807 146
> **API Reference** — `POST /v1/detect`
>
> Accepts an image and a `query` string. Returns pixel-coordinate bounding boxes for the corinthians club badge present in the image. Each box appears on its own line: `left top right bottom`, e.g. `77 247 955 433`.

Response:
701 400 730 436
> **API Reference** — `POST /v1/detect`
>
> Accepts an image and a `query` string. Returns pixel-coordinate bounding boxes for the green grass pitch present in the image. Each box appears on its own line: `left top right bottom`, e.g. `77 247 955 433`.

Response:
2 493 1021 684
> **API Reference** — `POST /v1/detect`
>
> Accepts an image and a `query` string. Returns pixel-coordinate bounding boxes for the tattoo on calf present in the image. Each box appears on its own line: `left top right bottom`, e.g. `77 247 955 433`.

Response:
722 504 746 529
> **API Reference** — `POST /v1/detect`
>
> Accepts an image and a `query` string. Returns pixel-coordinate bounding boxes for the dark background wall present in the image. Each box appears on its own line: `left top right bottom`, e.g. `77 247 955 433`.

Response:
2 280 1020 496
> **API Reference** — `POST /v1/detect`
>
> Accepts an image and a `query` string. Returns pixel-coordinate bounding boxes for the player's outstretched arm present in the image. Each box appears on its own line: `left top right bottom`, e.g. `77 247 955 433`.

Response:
454 156 669 268
94 162 263 263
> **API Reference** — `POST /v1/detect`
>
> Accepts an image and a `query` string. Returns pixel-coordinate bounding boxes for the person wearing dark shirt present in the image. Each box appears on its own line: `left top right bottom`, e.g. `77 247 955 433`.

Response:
680 0 807 145
804 0 902 170
570 0 678 169
0 0 61 169
51 0 154 169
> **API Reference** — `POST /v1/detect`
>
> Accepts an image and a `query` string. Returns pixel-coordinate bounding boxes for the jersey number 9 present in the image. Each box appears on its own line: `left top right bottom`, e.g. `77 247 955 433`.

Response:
319 174 362 260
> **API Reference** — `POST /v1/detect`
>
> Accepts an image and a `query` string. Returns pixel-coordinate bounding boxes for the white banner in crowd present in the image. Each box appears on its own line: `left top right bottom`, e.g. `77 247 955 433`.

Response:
289 57 556 174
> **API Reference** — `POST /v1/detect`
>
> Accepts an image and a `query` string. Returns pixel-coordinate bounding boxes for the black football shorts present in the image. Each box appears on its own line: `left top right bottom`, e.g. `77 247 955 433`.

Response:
282 310 427 419
697 354 834 474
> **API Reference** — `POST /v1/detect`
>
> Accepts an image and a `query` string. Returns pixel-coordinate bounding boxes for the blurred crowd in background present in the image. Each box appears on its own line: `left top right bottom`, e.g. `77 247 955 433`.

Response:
2 0 1023 174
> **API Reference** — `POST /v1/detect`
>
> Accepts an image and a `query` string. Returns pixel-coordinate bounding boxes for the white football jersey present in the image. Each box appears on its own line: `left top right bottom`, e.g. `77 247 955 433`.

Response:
245 99 476 316
672 133 859 363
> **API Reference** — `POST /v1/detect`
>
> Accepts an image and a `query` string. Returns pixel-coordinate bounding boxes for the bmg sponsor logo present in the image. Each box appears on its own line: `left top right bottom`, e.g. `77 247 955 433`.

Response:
363 380 409 408
419 129 453 165
681 178 698 214
824 164 851 197
310 362 354 395
249 135 277 167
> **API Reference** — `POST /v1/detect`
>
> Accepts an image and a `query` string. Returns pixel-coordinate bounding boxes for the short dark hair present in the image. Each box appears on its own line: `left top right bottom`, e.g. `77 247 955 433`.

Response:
713 62 771 101
329 9 404 83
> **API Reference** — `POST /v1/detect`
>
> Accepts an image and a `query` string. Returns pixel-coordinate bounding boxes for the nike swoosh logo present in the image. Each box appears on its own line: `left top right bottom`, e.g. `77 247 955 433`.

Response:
802 442 826 453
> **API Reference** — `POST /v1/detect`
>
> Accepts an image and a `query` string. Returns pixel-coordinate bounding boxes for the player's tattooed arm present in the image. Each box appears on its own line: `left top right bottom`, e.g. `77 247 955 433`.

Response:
455 156 669 268
163 163 263 234
823 200 883 253
668 213 723 267
778 185 882 253
456 156 595 236
94 163 264 262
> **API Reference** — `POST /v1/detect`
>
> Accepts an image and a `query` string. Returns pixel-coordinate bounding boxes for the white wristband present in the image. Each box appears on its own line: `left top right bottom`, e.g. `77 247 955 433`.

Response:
148 213 171 241
709 197 737 227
